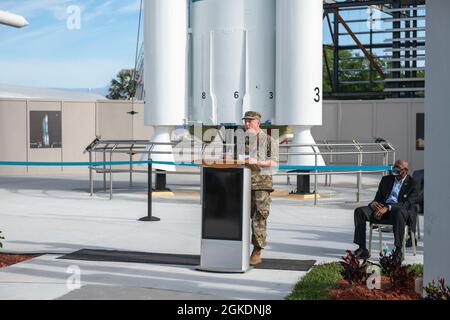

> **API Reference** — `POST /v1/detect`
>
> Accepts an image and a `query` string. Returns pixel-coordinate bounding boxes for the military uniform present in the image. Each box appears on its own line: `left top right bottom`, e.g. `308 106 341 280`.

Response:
243 112 279 250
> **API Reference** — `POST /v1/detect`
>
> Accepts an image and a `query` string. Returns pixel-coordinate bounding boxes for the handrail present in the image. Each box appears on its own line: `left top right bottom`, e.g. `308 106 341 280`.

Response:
281 143 395 148
84 138 396 203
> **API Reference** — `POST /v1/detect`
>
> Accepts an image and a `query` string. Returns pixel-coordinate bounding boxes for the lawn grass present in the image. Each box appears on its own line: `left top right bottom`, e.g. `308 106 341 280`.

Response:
285 261 424 300
285 262 343 300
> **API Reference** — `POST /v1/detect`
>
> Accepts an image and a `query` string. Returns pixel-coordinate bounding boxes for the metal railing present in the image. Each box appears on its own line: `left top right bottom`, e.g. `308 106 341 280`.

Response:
278 139 395 204
84 138 396 204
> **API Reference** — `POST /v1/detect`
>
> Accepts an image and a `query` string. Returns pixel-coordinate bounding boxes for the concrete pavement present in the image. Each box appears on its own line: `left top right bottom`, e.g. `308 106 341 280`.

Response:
0 172 424 299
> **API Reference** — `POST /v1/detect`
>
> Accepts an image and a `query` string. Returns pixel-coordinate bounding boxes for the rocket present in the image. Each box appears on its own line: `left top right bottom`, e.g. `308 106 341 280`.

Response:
42 114 50 148
143 0 325 169
0 11 29 28
142 0 187 171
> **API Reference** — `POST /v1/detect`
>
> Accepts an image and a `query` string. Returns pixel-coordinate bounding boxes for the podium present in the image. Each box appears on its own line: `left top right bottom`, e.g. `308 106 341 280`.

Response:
197 161 252 273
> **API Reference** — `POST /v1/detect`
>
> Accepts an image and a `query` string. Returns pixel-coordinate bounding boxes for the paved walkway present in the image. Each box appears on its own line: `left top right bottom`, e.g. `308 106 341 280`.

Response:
0 172 424 300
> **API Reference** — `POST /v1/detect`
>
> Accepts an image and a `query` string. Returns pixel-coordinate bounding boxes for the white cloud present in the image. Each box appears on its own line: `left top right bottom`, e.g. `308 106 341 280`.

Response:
0 0 140 24
0 1 138 88
83 1 114 22
0 24 63 45
116 0 142 14
0 0 72 20
50 3 82 21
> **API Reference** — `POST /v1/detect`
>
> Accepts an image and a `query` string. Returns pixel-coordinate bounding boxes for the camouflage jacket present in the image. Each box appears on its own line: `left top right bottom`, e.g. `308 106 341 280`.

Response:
244 130 279 191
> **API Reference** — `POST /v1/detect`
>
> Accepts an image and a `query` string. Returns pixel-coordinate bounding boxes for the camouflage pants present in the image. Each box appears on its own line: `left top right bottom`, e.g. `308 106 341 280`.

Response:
251 190 272 248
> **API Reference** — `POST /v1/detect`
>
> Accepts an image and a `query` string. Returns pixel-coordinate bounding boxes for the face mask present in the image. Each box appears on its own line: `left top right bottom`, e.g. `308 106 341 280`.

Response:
392 168 401 176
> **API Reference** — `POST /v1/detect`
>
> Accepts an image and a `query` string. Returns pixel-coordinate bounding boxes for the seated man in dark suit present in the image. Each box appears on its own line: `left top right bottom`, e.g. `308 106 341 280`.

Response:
353 160 419 262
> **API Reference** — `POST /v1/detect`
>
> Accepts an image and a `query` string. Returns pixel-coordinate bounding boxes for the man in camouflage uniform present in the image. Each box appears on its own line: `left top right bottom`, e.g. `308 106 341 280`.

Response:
242 111 279 265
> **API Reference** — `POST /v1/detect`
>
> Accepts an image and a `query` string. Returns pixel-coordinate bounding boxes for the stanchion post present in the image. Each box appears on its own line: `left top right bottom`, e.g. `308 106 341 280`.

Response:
357 152 362 203
103 150 107 192
129 152 133 187
139 159 160 222
89 151 93 196
314 154 318 206
109 151 113 200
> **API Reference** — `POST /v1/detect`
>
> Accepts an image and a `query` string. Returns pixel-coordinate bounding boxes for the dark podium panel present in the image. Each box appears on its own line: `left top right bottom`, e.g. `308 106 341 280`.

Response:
202 167 243 241
198 165 251 273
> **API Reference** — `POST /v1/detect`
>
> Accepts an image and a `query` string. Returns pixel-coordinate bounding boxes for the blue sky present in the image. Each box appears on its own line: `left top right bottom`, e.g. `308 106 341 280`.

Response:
0 0 142 89
0 1 424 89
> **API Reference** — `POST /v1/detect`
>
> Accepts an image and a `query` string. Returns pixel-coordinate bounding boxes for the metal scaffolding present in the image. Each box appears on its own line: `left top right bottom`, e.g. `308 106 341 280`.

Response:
323 0 426 99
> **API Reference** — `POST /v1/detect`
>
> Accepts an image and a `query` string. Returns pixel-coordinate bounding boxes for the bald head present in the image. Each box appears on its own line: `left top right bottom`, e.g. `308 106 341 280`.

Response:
393 160 409 180
394 160 409 169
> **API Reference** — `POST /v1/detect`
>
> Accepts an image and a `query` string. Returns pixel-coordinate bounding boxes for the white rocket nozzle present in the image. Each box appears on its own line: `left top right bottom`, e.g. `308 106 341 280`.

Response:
141 127 176 172
288 126 326 167
0 11 29 28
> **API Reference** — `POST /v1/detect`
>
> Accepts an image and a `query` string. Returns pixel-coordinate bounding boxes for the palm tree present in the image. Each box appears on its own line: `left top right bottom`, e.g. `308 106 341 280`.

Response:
107 69 137 100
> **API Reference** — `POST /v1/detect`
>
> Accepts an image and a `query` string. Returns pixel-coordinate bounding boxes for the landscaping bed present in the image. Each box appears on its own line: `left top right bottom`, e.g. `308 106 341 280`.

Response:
0 253 35 268
286 251 427 300
328 276 420 300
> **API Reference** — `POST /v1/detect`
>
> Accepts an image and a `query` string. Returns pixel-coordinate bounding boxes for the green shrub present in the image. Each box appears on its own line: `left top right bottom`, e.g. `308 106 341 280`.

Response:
407 263 424 275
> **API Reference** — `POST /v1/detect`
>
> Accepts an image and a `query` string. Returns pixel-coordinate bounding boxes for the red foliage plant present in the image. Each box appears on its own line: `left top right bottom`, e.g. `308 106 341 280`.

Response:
329 250 422 300
339 250 369 285
425 278 450 300
379 251 416 291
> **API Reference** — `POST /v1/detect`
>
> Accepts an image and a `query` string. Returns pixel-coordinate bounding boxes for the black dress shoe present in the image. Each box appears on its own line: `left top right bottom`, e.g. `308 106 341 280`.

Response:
406 237 417 248
354 248 370 260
